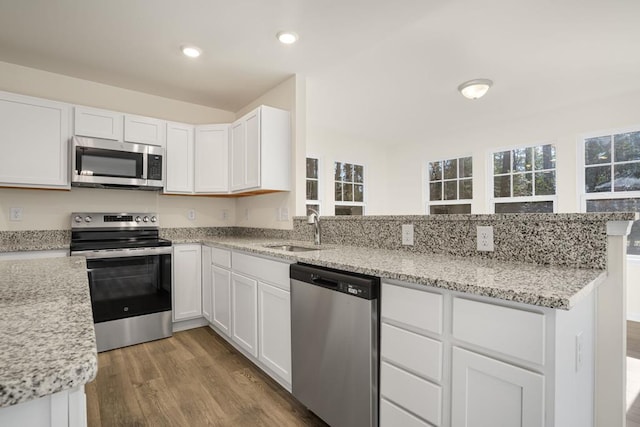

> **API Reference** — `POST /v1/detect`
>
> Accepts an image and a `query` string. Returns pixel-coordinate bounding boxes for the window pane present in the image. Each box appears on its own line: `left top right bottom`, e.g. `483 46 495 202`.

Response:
614 131 640 162
334 162 343 181
585 199 640 255
535 171 555 196
459 157 473 178
494 175 511 197
343 183 354 201
585 165 611 193
444 180 457 200
459 179 473 199
334 182 343 201
513 173 533 197
344 163 353 182
306 179 318 200
534 145 556 170
585 136 611 165
306 158 318 179
430 204 471 214
614 163 640 191
335 205 363 216
494 151 511 174
354 165 364 183
430 182 442 201
354 184 364 202
513 148 533 172
429 161 442 181
306 204 319 216
495 201 554 213
443 159 458 179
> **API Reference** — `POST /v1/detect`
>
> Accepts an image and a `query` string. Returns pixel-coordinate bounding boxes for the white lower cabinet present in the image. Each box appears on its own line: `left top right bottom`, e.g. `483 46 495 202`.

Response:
451 347 544 427
258 281 291 384
231 272 258 357
380 398 431 427
201 245 212 322
172 244 202 321
212 265 232 336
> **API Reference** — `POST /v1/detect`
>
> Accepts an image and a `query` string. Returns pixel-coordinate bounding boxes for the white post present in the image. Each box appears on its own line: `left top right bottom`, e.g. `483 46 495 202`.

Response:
596 221 632 427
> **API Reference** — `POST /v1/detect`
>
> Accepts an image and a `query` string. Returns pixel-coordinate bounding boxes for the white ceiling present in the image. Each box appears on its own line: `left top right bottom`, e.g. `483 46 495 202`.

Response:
0 0 638 140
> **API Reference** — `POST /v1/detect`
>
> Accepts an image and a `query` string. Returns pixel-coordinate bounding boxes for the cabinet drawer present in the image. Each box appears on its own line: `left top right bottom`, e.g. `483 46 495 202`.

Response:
232 251 292 290
381 323 442 382
381 283 443 334
452 297 545 365
381 361 442 426
380 398 431 427
211 247 231 268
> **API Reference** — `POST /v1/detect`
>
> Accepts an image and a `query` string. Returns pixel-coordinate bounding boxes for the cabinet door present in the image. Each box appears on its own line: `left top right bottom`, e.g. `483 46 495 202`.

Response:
165 122 194 193
230 120 246 191
451 347 544 427
194 124 229 193
74 106 122 140
258 281 291 384
173 244 202 321
0 91 70 188
231 272 258 357
244 109 260 189
212 266 232 335
201 246 212 322
124 114 166 147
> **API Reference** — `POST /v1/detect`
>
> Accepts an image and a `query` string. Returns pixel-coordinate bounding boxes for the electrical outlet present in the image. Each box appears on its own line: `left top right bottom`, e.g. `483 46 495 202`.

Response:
280 207 289 221
221 209 229 221
187 209 196 221
401 224 414 246
477 226 494 251
575 332 584 372
10 207 23 221
244 208 249 221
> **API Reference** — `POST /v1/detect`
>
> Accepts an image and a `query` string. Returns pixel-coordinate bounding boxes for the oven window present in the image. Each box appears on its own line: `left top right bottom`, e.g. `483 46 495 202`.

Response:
87 254 171 323
77 147 144 178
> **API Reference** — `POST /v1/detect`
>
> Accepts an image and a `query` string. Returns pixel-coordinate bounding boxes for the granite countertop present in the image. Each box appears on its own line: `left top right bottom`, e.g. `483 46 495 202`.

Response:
0 256 97 408
175 237 606 310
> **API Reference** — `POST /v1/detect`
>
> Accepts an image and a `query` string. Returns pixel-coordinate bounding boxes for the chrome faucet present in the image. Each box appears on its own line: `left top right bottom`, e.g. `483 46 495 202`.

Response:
308 209 321 245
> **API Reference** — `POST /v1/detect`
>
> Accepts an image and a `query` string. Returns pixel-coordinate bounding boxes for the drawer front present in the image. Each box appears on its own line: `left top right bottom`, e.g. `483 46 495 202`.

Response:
380 398 431 427
381 323 442 382
232 251 292 290
381 283 443 334
452 297 545 365
211 247 231 268
381 361 442 426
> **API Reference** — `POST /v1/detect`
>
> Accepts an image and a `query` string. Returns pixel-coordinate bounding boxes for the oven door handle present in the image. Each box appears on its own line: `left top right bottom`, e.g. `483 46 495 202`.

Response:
72 247 172 259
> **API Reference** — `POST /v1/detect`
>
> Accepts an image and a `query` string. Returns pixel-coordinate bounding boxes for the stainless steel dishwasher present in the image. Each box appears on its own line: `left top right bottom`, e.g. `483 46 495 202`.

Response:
290 263 379 427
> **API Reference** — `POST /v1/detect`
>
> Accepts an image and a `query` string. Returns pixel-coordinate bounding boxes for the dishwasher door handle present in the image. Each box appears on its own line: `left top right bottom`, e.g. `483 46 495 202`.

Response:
310 274 339 288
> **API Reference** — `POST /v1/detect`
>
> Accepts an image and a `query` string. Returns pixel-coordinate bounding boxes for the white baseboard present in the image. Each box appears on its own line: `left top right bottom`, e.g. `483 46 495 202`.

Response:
172 317 208 332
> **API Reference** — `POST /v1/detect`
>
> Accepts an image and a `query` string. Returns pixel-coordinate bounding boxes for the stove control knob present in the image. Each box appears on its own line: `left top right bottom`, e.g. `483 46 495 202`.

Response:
84 216 92 223
74 215 83 223
150 216 157 223
135 216 142 223
143 216 149 222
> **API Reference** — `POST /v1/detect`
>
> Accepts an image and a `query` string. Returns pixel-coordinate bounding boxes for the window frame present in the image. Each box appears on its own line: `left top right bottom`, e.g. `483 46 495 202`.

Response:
305 155 322 215
488 141 558 213
333 160 366 215
424 154 473 215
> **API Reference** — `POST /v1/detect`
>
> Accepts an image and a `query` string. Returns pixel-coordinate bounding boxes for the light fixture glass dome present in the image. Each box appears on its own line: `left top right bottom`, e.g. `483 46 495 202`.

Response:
181 45 202 58
458 79 493 100
277 31 298 44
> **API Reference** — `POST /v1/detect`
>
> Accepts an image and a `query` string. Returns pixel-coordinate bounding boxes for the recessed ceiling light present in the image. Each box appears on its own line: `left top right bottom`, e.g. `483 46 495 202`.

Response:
277 31 298 45
458 79 493 100
181 45 202 58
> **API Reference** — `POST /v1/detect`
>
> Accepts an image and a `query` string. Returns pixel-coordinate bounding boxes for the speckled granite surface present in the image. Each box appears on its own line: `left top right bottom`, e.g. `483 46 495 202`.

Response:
0 230 69 252
0 256 97 408
196 237 606 310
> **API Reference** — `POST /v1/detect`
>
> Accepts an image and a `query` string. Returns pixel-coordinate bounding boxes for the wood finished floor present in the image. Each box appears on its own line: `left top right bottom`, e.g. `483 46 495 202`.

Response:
629 321 640 427
85 327 327 427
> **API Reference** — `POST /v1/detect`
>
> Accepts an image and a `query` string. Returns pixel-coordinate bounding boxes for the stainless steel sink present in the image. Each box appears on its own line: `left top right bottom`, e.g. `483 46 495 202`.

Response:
265 244 321 252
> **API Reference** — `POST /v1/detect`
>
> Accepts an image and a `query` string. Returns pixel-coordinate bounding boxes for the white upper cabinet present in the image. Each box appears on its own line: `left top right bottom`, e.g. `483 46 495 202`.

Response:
230 105 290 193
195 124 229 193
165 122 194 194
0 91 71 189
73 106 123 141
124 114 166 147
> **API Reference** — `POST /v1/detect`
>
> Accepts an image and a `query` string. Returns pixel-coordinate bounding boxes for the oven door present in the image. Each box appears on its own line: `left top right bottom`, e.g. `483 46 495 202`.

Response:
83 248 172 323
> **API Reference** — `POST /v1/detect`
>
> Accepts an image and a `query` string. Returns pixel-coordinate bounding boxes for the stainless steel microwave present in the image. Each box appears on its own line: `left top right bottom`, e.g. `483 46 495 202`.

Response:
71 136 164 190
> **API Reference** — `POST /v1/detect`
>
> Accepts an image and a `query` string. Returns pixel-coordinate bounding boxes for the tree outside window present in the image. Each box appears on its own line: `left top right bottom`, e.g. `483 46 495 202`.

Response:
334 161 365 215
427 156 472 214
306 157 321 216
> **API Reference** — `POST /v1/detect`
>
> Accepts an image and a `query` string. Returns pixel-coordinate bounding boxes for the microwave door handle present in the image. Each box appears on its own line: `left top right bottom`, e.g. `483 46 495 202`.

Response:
142 149 148 180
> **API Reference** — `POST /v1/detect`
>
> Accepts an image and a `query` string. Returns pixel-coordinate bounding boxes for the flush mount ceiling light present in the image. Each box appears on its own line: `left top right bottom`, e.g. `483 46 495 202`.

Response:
458 79 493 100
277 31 298 45
181 45 202 58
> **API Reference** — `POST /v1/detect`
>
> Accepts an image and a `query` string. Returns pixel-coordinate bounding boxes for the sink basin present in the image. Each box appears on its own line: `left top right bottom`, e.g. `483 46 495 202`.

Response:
265 244 321 252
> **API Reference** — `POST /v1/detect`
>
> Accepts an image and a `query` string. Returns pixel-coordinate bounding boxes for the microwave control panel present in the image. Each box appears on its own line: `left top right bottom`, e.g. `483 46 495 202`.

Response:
148 154 163 180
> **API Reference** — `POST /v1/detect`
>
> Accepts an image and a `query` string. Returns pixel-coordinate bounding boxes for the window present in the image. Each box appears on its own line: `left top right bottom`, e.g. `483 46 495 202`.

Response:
491 143 557 213
427 156 473 214
334 161 364 215
581 129 640 255
306 157 320 215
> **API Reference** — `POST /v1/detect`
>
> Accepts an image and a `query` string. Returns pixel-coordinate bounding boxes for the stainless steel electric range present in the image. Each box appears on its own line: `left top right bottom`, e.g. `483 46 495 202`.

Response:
70 212 172 352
